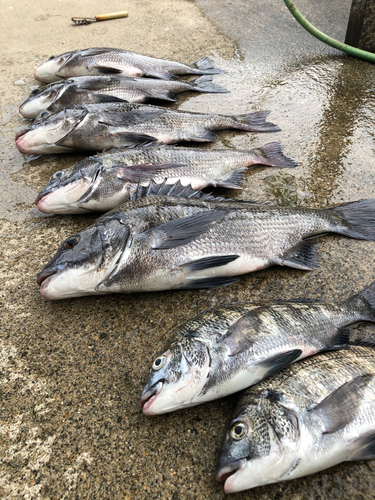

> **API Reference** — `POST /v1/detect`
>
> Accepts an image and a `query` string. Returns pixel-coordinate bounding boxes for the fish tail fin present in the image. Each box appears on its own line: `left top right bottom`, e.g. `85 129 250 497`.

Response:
327 199 375 241
233 111 281 133
248 141 298 168
193 57 226 75
192 75 229 94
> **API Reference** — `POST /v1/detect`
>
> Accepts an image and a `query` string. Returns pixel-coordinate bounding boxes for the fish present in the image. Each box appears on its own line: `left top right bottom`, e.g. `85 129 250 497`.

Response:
19 75 229 119
36 196 375 300
35 142 296 214
33 48 226 83
216 342 375 493
139 282 375 415
15 103 280 155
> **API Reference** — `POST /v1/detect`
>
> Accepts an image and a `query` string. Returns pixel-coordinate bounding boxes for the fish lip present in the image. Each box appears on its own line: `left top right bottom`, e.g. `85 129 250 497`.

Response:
216 457 248 483
139 381 164 413
35 188 53 205
36 265 64 287
15 127 32 140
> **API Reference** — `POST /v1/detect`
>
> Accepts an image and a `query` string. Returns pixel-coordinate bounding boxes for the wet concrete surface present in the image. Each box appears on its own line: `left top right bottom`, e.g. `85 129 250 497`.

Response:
1 0 375 498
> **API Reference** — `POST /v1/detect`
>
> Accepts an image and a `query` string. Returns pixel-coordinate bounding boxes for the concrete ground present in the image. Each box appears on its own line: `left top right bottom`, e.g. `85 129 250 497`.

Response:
1 0 375 498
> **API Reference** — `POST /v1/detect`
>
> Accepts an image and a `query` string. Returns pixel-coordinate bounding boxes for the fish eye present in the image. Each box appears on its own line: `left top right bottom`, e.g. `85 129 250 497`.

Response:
230 422 247 441
31 88 40 95
40 111 49 118
53 171 63 179
152 355 167 371
48 55 55 60
63 235 80 250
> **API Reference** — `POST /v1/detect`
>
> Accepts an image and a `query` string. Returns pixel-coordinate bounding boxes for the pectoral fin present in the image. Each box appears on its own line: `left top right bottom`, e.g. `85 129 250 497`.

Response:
219 310 263 356
151 210 226 249
178 255 239 272
116 163 186 183
258 349 302 379
309 375 373 434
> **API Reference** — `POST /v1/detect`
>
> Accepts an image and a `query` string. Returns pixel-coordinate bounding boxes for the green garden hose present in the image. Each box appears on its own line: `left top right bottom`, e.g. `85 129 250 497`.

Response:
283 0 375 63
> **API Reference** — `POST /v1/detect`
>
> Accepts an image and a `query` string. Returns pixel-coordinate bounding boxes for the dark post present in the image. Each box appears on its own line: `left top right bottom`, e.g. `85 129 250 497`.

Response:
345 0 375 52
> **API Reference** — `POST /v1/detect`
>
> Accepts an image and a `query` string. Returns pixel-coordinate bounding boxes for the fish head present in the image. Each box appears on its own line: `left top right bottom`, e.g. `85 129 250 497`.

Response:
19 83 64 119
37 215 130 299
36 161 103 214
217 390 300 493
15 107 87 154
140 336 211 415
34 52 74 83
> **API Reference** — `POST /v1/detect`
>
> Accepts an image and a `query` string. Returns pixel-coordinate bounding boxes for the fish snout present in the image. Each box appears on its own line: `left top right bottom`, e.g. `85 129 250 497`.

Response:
139 381 164 414
15 127 34 154
35 193 52 213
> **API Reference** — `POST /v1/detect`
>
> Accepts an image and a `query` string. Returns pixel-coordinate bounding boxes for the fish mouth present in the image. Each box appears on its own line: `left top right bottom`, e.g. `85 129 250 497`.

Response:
36 265 64 288
15 127 31 141
35 193 52 213
139 381 164 414
216 458 247 483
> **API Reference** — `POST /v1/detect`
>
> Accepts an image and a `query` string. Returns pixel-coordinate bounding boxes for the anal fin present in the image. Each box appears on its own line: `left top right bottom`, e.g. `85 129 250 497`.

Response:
349 431 375 460
279 240 318 270
188 130 218 142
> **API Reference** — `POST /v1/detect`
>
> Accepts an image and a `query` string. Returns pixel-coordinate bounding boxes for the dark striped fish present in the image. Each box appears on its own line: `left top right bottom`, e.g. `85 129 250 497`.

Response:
140 282 375 414
217 343 375 492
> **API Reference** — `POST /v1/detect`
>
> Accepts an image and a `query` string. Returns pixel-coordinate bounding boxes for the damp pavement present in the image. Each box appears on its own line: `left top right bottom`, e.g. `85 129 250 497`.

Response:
1 0 375 498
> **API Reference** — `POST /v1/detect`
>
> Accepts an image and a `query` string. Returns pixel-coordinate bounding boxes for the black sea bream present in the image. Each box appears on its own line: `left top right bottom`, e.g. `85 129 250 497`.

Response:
36 196 375 299
217 344 375 493
33 48 226 83
140 282 375 414
35 142 296 214
15 103 280 154
20 75 229 119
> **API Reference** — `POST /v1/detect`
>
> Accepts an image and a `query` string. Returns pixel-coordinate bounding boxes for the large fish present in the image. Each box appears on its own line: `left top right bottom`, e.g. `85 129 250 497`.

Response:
139 282 375 415
35 142 296 214
15 103 280 155
36 196 375 300
33 48 226 83
216 343 375 493
20 75 229 119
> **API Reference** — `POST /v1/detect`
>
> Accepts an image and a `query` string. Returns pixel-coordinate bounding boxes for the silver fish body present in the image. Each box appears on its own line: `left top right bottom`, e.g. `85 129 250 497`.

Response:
16 103 280 155
217 344 375 493
139 283 375 415
33 48 226 83
35 142 296 214
36 196 375 299
20 75 229 119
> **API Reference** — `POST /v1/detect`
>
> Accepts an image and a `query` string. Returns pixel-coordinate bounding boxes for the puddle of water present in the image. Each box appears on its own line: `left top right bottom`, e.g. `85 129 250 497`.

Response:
180 53 375 208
